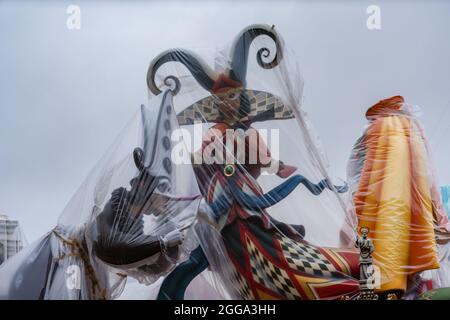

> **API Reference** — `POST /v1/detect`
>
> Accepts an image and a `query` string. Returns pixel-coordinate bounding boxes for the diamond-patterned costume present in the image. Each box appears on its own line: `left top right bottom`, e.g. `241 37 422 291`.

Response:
207 172 361 300
177 90 293 126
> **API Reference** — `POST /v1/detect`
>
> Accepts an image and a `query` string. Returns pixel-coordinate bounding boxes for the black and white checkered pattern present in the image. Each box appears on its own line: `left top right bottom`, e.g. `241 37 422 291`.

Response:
246 236 301 300
231 270 254 300
176 97 220 125
277 235 342 278
241 91 293 122
176 90 294 125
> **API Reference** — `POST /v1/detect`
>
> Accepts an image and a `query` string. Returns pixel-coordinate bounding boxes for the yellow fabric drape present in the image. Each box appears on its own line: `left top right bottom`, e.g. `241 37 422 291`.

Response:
355 96 439 294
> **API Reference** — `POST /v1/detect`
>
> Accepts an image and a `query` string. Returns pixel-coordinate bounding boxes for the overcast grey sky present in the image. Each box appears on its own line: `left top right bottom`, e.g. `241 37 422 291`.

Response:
1 0 449 242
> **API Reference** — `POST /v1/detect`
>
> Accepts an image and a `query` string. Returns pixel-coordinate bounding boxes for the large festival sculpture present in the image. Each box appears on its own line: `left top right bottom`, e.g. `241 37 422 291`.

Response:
0 24 449 300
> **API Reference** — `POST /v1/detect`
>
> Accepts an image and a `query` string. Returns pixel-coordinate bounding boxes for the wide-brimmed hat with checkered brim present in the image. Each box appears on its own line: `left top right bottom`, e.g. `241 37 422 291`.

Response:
176 89 294 126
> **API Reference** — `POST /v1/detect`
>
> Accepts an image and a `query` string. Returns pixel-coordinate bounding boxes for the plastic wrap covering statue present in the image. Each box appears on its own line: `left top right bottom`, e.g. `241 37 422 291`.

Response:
442 186 450 218
347 96 450 297
90 93 200 276
0 91 201 299
9 23 450 301
149 24 364 300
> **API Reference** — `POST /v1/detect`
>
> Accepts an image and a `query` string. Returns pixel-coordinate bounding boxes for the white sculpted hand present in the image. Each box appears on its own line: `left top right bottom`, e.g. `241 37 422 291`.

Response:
162 229 184 248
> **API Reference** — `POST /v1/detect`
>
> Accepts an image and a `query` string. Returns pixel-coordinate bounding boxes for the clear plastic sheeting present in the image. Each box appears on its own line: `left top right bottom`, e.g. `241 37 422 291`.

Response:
347 96 450 296
118 271 225 300
0 91 202 299
7 24 444 300
148 24 362 300
6 22 450 301
442 186 450 218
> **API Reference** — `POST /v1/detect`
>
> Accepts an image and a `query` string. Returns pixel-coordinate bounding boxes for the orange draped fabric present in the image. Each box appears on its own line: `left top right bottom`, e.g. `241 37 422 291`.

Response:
354 96 442 294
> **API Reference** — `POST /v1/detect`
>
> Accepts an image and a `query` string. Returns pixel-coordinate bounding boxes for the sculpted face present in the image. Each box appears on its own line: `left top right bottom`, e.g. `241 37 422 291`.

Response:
213 87 243 123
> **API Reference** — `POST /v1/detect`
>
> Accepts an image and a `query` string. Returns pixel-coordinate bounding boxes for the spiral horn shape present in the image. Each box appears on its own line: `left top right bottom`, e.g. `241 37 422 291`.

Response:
228 24 283 86
147 48 218 95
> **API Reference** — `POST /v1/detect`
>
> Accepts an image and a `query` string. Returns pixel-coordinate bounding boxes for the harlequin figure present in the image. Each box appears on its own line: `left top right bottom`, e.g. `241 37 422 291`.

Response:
149 25 363 300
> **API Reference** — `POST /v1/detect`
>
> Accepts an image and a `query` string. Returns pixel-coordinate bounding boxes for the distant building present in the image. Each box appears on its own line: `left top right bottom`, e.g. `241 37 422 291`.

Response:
0 214 24 265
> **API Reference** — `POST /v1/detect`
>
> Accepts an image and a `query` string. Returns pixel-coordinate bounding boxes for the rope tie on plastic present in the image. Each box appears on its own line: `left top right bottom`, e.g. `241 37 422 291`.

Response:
52 229 107 300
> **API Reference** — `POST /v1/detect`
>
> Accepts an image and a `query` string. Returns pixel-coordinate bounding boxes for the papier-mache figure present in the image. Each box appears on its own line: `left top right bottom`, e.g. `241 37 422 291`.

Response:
0 91 202 299
355 227 378 300
150 25 365 300
93 147 185 272
348 96 450 297
8 23 450 301
90 91 202 281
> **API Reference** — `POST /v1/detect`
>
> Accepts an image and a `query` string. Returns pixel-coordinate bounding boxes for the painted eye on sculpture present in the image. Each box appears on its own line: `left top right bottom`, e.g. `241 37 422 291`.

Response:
228 92 239 100
157 182 170 193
